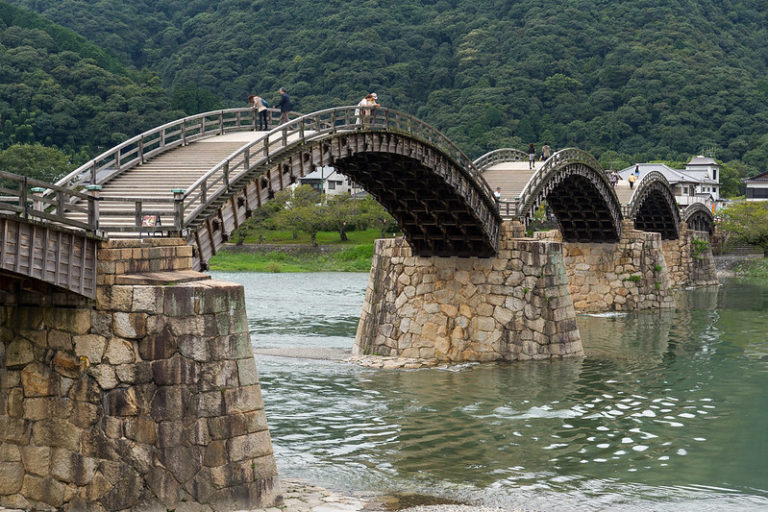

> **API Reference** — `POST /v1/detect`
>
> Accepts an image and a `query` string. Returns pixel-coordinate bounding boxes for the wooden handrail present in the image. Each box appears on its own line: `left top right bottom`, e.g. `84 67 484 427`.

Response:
49 107 301 194
473 148 529 171
0 171 103 235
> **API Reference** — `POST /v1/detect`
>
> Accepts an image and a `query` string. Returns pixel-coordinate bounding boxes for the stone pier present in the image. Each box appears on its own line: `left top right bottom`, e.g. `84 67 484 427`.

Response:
536 220 717 312
661 226 717 288
0 239 280 511
354 223 583 362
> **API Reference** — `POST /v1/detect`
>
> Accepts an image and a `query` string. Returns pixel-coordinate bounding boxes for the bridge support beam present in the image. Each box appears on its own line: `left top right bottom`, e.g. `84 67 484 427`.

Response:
354 223 583 362
0 239 280 511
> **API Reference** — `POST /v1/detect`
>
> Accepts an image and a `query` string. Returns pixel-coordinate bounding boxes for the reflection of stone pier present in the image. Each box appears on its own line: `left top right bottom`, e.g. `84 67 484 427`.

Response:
354 224 584 362
0 240 280 511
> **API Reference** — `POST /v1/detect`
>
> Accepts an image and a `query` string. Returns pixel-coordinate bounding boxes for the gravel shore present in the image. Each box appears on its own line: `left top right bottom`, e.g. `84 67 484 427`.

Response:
0 479 522 512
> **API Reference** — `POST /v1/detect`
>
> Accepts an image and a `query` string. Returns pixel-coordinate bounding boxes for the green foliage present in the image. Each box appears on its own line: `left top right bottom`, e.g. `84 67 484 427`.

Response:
626 274 643 283
5 0 768 172
209 245 375 272
718 202 768 253
691 237 710 260
0 4 185 164
0 143 72 182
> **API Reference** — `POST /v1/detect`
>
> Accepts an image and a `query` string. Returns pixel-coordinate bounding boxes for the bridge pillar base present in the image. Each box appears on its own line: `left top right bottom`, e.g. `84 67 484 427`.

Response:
662 226 717 287
536 221 681 312
354 231 583 362
0 239 280 511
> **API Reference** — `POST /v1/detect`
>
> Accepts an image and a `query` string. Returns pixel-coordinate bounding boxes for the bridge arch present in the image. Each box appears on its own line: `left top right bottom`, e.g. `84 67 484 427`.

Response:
473 148 529 171
681 202 715 234
625 171 680 239
163 107 502 267
46 107 502 268
516 149 623 242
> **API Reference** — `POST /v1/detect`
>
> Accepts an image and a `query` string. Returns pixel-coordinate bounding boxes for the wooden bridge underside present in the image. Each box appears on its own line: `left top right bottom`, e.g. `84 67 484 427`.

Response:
190 131 500 269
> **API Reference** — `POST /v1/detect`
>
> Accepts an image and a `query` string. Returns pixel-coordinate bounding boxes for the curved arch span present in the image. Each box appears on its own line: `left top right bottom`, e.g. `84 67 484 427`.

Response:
681 203 714 234
625 171 680 240
172 107 502 268
473 148 529 172
516 148 623 242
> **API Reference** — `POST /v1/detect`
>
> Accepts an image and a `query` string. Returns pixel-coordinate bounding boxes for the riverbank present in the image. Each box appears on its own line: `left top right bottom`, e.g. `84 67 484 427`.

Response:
0 479 517 512
209 243 375 272
714 253 765 279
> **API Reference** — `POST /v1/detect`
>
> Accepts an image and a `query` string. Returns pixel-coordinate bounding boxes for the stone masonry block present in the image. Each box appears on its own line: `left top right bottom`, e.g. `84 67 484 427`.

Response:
224 385 264 414
227 430 273 462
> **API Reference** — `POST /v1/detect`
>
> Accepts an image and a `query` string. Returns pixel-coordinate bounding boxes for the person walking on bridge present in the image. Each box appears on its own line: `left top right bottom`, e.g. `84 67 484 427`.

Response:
276 87 291 125
528 143 536 169
541 142 552 161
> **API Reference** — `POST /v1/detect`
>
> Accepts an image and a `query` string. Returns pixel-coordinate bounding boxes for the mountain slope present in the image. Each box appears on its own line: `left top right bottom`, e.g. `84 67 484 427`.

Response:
5 0 768 172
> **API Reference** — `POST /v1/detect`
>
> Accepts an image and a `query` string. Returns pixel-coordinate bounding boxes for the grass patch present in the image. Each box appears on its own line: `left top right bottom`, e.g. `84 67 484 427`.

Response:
240 228 390 245
209 244 375 272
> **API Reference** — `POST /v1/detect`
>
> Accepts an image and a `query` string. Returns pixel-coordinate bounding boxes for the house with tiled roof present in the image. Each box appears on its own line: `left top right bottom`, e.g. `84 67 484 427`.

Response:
618 156 721 208
743 170 768 201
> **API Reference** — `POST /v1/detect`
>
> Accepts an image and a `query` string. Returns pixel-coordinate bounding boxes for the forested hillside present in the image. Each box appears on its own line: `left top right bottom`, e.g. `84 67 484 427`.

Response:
0 2 184 173
3 0 768 190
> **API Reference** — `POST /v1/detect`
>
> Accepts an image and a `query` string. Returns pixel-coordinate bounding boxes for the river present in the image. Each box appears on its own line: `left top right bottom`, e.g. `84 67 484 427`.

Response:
212 272 768 511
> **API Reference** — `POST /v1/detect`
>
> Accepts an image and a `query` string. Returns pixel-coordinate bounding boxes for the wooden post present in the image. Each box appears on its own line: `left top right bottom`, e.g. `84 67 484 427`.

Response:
30 187 46 217
85 185 102 234
173 189 186 234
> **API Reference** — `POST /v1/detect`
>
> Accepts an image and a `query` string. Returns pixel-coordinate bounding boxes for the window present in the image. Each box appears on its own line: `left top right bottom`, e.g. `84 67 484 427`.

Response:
327 181 336 190
747 187 768 199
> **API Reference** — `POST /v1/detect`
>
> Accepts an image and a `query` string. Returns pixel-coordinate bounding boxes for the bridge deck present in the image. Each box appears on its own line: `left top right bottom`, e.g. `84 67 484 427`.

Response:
481 161 539 202
67 131 270 234
484 161 636 207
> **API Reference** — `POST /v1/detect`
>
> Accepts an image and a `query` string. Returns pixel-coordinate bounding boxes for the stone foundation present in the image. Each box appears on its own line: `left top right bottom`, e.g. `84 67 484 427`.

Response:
0 239 280 511
354 224 583 362
535 221 718 312
661 227 717 287
536 220 676 312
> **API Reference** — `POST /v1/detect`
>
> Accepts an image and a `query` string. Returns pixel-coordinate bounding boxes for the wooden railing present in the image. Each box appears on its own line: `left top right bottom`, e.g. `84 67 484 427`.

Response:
473 148 528 171
51 107 300 192
514 148 603 217
172 105 498 233
0 171 102 235
623 170 670 217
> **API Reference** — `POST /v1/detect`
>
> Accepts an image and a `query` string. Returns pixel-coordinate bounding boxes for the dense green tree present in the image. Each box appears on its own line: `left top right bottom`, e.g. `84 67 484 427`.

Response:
719 202 768 252
3 0 768 196
0 143 72 183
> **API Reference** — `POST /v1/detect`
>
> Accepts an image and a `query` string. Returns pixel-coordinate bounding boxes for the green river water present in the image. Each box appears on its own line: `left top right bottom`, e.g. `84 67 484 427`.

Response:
213 272 768 511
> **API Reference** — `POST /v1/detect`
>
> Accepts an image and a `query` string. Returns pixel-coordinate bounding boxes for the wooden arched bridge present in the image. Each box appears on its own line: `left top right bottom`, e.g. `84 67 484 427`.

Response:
1 107 712 299
477 148 713 240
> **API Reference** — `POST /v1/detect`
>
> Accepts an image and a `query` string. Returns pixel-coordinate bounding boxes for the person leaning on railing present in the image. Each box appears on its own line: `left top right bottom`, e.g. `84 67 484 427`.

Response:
276 88 292 125
355 93 379 126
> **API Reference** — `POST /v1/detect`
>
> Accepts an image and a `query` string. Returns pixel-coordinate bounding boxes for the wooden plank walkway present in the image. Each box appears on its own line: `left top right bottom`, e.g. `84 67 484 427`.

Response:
67 132 269 235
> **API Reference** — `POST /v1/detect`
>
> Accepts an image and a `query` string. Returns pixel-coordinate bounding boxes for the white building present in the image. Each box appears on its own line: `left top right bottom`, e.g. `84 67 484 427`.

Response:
743 170 768 201
297 166 365 196
618 156 721 208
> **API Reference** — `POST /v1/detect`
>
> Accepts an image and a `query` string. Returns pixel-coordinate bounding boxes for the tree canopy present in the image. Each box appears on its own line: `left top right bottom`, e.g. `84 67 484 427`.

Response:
2 0 768 193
